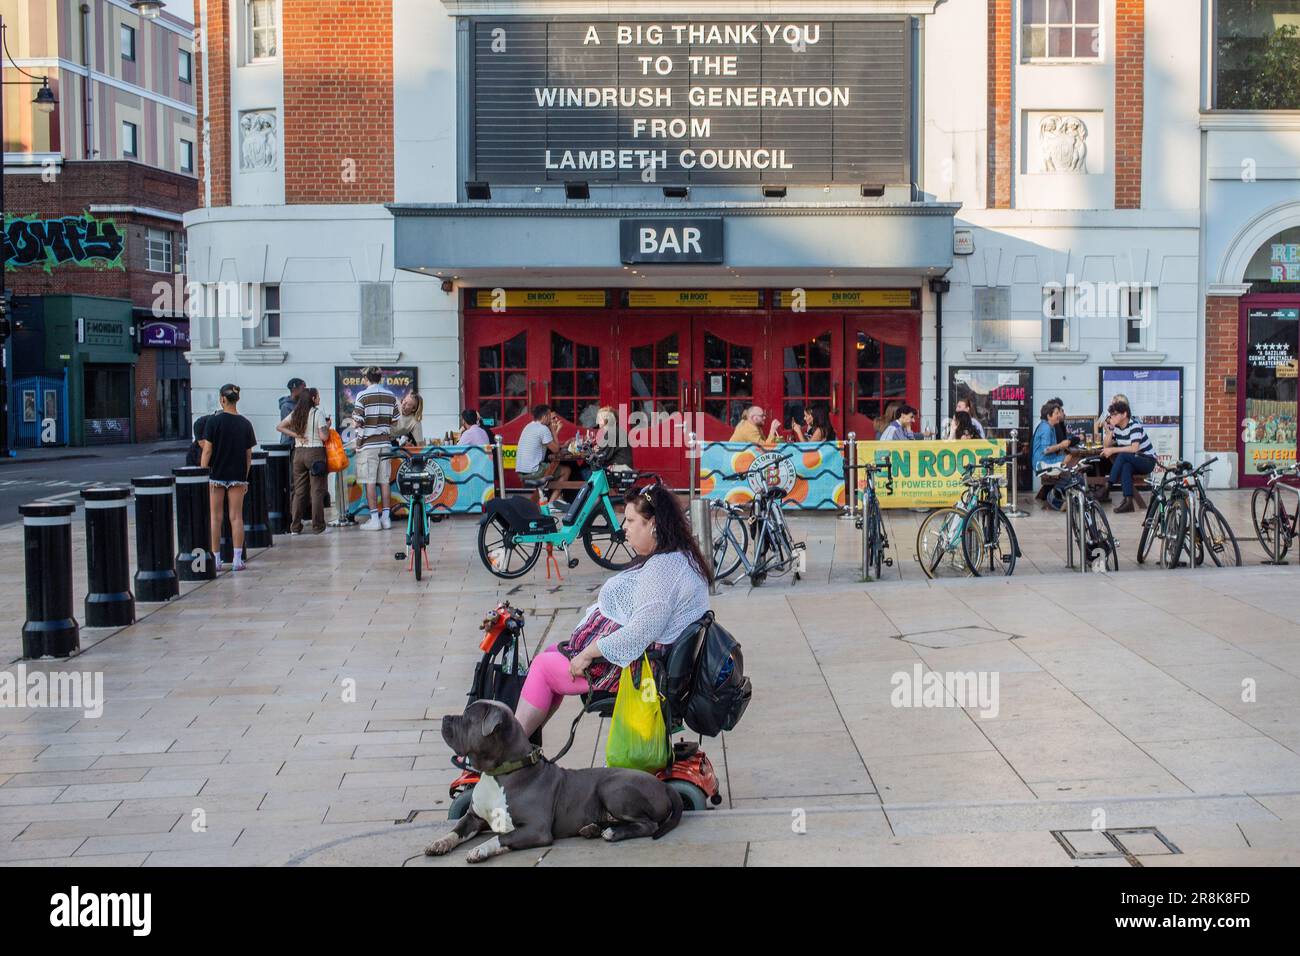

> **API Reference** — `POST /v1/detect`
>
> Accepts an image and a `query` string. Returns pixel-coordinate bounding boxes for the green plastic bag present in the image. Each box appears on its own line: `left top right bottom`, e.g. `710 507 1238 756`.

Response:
605 655 669 772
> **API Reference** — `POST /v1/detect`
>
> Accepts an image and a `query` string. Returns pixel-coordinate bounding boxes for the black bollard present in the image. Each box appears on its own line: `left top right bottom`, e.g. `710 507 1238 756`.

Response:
263 445 292 534
245 450 273 549
132 475 179 602
173 466 216 581
19 501 79 658
80 486 135 628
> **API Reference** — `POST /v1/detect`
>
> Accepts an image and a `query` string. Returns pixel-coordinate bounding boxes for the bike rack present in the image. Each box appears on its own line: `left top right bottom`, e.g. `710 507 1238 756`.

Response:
840 433 857 521
1005 429 1029 518
687 432 721 596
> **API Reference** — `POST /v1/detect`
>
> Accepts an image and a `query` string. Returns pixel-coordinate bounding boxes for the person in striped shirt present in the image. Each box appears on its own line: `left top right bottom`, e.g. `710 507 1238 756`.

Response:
352 367 399 530
1101 399 1156 513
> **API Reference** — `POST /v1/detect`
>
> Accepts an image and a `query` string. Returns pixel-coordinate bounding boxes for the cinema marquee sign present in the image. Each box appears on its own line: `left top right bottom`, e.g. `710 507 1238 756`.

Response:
469 18 911 185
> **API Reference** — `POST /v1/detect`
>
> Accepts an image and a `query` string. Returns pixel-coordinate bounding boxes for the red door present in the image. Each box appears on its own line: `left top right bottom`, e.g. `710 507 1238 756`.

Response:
769 315 844 439
464 312 534 445
844 313 921 440
614 315 693 487
543 317 614 437
692 314 769 442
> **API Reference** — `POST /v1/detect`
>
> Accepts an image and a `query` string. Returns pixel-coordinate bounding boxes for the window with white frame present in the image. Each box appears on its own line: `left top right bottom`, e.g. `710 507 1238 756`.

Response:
122 121 138 158
146 229 173 273
196 284 220 349
1022 0 1101 61
176 233 188 274
972 287 1011 351
247 0 279 62
179 48 192 83
1043 284 1072 350
359 282 394 347
260 284 281 341
180 139 195 174
1121 285 1151 350
121 24 136 61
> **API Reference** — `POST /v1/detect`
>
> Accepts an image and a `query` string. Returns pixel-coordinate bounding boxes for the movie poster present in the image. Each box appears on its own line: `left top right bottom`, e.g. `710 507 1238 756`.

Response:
333 366 418 440
950 367 1033 488
1242 308 1298 475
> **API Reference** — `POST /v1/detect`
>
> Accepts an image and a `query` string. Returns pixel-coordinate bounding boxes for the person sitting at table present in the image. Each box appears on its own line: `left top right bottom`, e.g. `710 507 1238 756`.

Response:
458 409 491 447
515 404 570 502
1101 399 1156 514
879 404 920 442
1032 401 1074 507
947 410 979 441
790 405 835 443
731 405 780 445
953 399 985 438
1094 392 1130 442
594 406 634 470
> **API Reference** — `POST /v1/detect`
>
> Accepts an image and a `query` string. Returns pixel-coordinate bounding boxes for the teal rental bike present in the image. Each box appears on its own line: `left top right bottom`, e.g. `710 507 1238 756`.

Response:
382 445 451 581
476 448 640 579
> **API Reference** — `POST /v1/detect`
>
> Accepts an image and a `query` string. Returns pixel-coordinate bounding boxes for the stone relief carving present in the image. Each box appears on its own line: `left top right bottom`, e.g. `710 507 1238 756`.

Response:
239 110 278 172
1038 114 1088 173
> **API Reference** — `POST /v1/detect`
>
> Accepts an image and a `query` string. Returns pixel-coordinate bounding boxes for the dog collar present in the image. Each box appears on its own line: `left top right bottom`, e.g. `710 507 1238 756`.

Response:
483 747 544 777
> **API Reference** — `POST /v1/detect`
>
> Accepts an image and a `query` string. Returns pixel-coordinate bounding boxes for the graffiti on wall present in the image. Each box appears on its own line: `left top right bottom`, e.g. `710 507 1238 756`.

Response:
3 214 126 273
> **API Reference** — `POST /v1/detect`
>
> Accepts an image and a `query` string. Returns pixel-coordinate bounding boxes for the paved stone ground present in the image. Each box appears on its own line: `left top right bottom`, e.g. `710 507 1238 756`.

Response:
2 490 1299 866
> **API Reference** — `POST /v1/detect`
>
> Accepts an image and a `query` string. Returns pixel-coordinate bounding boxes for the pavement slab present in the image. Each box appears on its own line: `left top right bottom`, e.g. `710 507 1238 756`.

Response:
2 492 1299 866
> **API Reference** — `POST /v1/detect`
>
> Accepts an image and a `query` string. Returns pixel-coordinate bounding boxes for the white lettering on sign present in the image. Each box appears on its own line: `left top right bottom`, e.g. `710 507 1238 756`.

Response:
639 227 703 255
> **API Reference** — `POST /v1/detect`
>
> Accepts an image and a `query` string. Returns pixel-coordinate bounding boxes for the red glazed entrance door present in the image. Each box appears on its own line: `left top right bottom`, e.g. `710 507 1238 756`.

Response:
843 313 921 440
613 315 693 487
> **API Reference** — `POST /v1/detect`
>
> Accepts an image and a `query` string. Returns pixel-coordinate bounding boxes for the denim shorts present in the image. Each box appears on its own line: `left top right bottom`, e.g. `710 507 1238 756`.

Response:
210 479 249 489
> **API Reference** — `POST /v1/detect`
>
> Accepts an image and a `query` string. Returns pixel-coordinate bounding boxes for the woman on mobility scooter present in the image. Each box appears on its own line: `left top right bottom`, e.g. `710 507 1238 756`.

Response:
515 481 711 737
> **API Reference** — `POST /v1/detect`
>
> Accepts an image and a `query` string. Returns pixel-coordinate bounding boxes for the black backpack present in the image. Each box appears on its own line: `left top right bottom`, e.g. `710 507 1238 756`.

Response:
664 612 752 737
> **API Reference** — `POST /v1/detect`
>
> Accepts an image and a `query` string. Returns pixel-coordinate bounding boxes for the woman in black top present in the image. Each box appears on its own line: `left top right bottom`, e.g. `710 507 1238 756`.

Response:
200 384 258 571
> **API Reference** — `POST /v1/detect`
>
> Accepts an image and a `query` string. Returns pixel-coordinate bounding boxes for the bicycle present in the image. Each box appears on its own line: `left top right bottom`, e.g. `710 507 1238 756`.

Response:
709 452 806 587
1158 457 1241 569
1251 461 1300 562
855 458 894 581
959 452 1023 576
1037 457 1118 572
381 445 452 582
475 446 639 579
916 461 984 579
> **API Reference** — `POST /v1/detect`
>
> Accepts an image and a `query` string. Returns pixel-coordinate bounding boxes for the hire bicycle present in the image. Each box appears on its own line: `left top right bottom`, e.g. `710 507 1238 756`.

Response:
382 445 452 582
710 452 806 587
475 446 639 579
1251 461 1300 562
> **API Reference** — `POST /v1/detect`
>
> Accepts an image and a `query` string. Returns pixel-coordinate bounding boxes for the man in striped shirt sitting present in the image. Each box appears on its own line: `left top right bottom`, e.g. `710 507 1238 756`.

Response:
352 367 399 530
1101 399 1156 513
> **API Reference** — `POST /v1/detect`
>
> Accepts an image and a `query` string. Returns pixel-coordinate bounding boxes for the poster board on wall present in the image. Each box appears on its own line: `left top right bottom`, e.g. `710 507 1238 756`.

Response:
949 367 1033 489
1099 367 1183 465
334 367 419 437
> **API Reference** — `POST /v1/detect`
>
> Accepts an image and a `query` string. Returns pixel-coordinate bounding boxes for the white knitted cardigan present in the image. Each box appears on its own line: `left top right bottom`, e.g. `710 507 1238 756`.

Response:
583 551 711 668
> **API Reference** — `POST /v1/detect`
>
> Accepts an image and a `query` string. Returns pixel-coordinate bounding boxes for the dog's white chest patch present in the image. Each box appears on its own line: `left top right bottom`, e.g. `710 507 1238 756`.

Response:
472 773 515 834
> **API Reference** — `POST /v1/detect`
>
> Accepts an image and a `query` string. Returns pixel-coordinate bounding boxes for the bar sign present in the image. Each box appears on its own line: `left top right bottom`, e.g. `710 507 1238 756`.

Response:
620 218 723 264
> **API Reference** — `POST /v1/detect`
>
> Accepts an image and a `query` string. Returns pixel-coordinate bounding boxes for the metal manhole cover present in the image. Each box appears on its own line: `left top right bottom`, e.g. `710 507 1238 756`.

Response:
899 626 1019 649
1052 827 1181 865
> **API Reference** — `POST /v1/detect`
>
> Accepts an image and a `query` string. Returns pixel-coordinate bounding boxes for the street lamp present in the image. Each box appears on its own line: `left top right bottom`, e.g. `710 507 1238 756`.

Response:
130 0 166 19
1 17 59 458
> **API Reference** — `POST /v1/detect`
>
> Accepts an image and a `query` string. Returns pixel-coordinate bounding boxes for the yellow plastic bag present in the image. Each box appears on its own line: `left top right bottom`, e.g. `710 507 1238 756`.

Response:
605 655 669 772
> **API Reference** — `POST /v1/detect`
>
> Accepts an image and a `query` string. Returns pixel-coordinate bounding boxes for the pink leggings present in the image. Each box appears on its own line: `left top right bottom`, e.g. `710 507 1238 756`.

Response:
519 644 590 712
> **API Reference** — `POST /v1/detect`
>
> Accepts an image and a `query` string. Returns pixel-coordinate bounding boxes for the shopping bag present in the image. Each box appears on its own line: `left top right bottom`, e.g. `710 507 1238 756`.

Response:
605 655 669 772
324 429 349 473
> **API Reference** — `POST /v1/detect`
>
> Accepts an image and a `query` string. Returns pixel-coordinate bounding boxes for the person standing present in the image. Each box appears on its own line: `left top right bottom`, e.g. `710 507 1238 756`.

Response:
353 367 399 530
200 384 258 571
392 392 425 447
1101 399 1156 513
276 387 329 534
279 378 306 447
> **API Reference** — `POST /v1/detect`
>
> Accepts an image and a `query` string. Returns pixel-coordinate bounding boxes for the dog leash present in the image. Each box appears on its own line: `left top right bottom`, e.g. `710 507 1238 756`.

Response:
546 670 595 764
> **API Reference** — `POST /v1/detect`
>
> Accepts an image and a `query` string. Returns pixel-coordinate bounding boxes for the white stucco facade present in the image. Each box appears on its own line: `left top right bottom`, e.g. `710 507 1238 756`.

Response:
184 1 1295 488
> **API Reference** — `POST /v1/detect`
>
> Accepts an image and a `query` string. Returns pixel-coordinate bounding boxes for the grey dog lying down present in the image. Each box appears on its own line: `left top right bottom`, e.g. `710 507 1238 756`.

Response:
427 700 683 863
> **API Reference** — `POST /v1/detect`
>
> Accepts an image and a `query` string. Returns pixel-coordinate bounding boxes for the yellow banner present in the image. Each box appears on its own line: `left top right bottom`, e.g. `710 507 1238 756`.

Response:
501 445 517 470
627 290 760 308
472 290 607 308
774 289 915 309
856 439 1009 509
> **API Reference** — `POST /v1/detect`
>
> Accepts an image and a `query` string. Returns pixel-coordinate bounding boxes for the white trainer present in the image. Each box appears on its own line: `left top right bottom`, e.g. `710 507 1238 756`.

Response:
362 515 382 531
380 512 392 530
